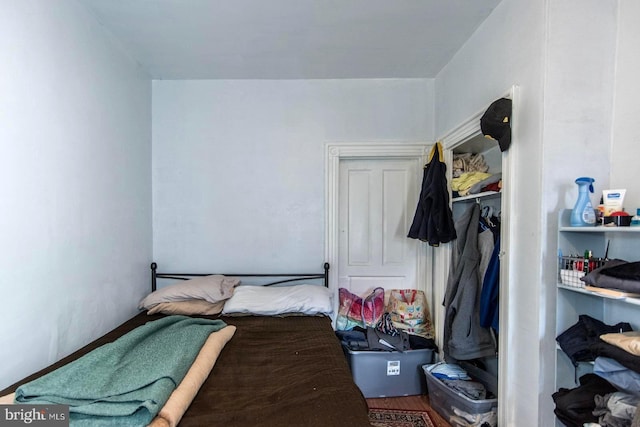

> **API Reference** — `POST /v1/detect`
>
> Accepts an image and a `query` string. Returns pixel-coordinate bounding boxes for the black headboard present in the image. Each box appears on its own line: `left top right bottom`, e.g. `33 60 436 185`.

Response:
150 262 330 292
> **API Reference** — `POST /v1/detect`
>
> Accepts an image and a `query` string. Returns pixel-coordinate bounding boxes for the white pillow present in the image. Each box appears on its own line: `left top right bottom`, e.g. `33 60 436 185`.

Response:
221 284 333 316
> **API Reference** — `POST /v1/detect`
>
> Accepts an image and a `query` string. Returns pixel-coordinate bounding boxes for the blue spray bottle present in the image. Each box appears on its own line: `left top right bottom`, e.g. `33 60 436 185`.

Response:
570 177 596 227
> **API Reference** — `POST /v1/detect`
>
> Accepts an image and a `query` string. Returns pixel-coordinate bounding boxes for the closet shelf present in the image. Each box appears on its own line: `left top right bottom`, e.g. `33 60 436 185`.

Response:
452 190 500 203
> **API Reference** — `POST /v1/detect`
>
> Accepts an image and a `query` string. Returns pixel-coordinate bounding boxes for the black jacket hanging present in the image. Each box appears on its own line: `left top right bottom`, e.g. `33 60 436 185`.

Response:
407 142 457 246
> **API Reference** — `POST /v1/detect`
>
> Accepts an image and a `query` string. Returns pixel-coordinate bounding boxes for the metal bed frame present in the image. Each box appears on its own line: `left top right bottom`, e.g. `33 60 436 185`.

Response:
150 262 330 291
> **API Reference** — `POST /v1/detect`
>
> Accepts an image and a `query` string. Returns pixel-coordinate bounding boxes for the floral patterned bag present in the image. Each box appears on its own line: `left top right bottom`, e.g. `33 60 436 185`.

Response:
387 289 434 338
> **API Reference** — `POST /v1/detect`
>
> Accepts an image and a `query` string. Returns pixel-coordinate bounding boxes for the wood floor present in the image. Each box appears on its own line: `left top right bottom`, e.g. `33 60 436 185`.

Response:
366 394 451 427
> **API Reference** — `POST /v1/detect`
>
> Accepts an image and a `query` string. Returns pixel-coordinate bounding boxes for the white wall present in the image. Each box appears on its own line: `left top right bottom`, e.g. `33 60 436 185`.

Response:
0 1 152 389
435 0 546 422
541 2 617 426
435 0 620 425
152 79 433 273
611 0 640 211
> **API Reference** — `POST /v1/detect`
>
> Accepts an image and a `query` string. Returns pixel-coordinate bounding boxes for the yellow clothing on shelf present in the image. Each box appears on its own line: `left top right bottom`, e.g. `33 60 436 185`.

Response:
451 172 492 195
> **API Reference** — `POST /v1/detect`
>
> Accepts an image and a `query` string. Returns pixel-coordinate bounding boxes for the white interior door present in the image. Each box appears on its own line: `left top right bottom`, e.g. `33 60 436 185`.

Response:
338 158 421 295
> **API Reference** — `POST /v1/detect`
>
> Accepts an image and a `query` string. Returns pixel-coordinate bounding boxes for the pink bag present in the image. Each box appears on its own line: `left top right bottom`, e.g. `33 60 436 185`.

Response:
336 287 385 331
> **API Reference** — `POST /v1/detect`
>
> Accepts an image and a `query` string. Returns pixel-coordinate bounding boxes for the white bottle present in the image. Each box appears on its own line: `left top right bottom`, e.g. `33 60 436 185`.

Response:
631 209 640 227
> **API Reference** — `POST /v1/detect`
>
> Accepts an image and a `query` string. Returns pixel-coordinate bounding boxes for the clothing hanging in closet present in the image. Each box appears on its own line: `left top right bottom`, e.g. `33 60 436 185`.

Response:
443 203 496 361
478 205 500 334
480 236 500 333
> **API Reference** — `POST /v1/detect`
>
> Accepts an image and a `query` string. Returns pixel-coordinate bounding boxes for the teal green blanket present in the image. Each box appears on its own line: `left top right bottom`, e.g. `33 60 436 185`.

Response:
15 315 227 426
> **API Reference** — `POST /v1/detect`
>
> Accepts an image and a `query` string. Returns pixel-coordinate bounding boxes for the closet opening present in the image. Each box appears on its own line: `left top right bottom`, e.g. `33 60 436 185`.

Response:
433 86 516 427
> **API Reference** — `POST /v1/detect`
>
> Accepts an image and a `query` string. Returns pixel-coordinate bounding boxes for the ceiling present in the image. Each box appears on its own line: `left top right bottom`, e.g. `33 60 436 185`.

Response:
79 0 501 80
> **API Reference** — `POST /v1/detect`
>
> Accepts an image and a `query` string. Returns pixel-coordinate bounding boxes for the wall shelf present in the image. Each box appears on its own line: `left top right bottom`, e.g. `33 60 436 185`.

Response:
557 284 640 306
559 226 640 233
554 208 640 409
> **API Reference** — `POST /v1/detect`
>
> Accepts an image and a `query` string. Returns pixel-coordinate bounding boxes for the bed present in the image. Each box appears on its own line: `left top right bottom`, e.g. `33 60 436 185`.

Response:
0 262 372 427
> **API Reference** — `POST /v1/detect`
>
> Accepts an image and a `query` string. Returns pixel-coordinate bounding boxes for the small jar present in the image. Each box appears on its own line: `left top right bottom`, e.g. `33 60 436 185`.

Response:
631 209 640 227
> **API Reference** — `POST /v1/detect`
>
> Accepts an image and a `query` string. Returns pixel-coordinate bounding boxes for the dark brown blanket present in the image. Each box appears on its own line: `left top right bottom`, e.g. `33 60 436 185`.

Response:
1 313 371 427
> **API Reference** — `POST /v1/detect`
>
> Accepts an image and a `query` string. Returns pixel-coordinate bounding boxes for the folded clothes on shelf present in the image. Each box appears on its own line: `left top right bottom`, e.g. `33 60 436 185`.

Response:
594 356 640 396
600 331 640 357
581 259 640 294
556 314 633 365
